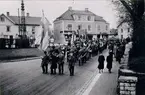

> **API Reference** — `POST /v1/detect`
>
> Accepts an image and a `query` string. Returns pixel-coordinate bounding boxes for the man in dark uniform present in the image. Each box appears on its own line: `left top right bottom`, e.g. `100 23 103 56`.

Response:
41 51 49 74
58 51 65 75
50 46 58 74
68 52 75 76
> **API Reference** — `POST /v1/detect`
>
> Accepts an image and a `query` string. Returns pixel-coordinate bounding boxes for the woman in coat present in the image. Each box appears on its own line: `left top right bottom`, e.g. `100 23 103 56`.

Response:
98 53 105 73
107 52 113 73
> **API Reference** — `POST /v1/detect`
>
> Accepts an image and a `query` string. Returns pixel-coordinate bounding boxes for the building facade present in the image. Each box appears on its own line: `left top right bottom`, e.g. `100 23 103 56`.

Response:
53 7 110 42
117 21 132 40
0 12 50 40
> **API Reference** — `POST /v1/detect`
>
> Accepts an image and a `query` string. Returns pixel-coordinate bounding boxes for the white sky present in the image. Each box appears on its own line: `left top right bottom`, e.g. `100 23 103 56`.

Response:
0 0 118 28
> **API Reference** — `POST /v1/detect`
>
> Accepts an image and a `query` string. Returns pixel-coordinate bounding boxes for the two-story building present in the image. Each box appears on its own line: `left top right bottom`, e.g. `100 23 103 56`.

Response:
117 20 132 40
53 7 110 43
0 12 51 40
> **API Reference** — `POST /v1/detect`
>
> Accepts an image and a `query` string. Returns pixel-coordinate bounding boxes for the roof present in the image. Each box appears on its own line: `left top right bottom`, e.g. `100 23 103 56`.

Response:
0 14 51 26
54 9 106 22
8 16 42 25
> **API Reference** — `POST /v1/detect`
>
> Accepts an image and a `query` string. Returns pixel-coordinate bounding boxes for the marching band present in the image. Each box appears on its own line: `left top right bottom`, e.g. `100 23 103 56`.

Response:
41 37 127 76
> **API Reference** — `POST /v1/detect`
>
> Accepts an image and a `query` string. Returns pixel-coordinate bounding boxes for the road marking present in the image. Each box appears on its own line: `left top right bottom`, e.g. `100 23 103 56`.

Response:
82 61 107 95
82 73 101 95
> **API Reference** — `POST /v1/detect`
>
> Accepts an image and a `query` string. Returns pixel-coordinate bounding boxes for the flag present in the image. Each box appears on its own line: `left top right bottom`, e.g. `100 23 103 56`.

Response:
53 30 67 45
35 10 52 51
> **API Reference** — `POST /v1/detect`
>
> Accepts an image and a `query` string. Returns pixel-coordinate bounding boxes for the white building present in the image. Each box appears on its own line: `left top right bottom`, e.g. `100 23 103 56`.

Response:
53 7 110 42
117 20 132 39
0 12 51 40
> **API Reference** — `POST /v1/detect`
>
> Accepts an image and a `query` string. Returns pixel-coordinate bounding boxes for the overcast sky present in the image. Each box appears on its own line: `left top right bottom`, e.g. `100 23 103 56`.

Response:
0 0 118 28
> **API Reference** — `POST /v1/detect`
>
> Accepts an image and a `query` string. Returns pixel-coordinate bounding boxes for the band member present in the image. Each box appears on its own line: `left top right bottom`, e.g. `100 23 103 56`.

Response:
41 51 49 74
50 46 58 74
98 53 105 73
68 52 75 76
58 51 65 75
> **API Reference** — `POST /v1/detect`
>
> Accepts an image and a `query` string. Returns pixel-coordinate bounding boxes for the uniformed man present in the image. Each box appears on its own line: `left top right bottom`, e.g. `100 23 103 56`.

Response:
58 51 65 75
68 52 75 76
50 46 58 74
41 51 49 74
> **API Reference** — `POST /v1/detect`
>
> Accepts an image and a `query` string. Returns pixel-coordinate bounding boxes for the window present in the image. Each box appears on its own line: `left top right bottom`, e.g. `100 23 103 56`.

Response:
67 24 72 30
6 26 10 32
88 16 91 21
106 25 108 30
98 25 100 31
78 15 81 20
121 29 123 33
128 28 130 32
32 26 35 34
78 25 82 30
4 35 8 38
32 26 35 32
88 25 91 31
0 16 5 22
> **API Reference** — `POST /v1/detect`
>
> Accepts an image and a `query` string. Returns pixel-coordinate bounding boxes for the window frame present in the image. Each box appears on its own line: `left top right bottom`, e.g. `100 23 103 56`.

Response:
87 16 91 21
98 25 100 31
78 25 82 30
67 24 72 30
106 25 108 30
0 16 5 22
78 15 81 20
6 26 11 32
121 29 123 33
88 25 91 31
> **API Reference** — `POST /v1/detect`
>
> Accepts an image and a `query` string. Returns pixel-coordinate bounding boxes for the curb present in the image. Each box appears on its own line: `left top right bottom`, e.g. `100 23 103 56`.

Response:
0 56 41 63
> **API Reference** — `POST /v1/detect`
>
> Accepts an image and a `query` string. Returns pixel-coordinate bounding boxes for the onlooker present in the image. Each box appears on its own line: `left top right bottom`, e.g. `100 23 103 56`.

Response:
98 53 105 73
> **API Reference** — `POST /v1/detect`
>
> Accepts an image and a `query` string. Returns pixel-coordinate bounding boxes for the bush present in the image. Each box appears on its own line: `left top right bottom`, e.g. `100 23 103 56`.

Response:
128 57 145 73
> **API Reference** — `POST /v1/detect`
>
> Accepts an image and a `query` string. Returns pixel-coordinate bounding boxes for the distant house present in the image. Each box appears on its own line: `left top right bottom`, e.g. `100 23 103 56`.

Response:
117 20 132 40
53 7 110 42
108 28 118 39
0 12 51 40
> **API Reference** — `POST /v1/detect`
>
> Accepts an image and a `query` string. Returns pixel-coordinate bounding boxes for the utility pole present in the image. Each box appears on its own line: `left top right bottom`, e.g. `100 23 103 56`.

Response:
18 8 21 36
21 0 26 38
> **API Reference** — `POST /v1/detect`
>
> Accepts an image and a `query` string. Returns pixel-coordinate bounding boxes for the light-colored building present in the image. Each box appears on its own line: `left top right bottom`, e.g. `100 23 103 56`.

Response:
53 7 110 41
0 12 51 40
117 20 132 39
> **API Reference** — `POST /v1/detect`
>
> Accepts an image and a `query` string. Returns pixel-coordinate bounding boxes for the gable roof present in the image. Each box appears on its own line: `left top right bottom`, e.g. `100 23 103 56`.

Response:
0 14 51 26
54 9 106 22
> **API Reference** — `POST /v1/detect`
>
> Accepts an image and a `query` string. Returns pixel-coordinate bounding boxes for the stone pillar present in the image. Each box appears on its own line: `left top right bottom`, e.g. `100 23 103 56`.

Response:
119 76 137 95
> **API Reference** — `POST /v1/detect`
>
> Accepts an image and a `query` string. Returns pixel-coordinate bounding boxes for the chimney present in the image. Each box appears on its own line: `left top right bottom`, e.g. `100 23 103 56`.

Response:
68 6 72 10
7 12 10 16
85 8 89 12
27 13 30 17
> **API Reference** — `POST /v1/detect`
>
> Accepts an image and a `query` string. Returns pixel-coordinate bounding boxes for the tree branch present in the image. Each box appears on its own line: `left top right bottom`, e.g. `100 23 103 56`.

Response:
119 0 135 17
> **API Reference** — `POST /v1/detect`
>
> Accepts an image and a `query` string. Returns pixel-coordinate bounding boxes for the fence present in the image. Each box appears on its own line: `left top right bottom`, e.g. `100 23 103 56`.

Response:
0 38 35 49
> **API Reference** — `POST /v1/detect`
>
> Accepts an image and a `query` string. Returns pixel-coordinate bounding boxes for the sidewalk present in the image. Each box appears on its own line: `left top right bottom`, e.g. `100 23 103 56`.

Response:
83 58 120 95
89 61 119 95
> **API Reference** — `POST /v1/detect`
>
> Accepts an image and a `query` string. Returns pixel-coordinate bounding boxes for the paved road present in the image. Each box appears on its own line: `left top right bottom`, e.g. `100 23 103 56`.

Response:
0 50 118 95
